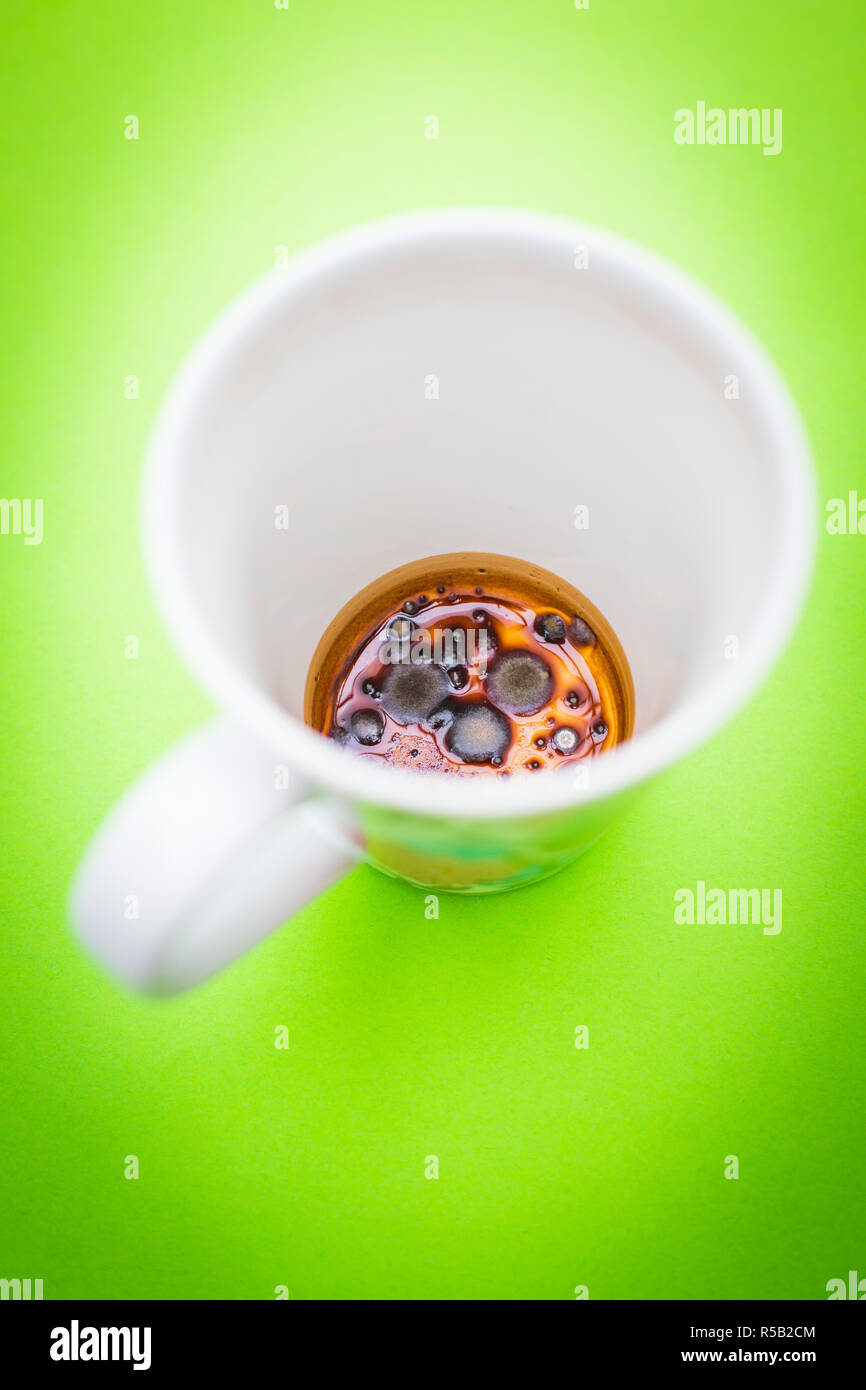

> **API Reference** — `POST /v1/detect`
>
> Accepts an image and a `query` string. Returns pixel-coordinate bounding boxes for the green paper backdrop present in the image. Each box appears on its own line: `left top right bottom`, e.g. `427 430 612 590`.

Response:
1 0 864 1300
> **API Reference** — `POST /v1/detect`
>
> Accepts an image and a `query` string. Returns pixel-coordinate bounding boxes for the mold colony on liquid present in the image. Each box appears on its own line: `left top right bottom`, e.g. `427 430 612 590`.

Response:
319 582 625 778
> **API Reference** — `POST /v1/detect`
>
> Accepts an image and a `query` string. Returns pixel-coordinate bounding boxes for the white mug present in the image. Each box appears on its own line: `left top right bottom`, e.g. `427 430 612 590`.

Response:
70 207 816 993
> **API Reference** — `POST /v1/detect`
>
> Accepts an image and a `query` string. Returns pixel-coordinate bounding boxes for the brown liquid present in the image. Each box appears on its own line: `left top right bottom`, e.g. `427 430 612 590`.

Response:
304 554 634 777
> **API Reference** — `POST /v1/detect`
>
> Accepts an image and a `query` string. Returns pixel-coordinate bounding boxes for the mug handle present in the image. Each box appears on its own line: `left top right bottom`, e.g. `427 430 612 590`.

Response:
69 717 361 994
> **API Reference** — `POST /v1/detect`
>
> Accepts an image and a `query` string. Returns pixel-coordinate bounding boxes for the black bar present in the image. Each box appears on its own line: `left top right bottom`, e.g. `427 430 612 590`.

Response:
2 1299 862 1373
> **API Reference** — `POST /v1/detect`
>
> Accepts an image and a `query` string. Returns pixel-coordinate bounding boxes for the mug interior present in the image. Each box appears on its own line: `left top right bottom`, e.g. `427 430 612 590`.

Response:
144 209 814 814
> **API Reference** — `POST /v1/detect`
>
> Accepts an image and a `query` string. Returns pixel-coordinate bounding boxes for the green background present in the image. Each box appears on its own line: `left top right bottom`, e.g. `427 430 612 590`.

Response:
1 0 864 1301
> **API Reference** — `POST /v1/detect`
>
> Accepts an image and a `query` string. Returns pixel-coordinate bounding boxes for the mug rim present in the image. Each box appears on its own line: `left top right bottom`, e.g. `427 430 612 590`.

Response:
142 205 816 821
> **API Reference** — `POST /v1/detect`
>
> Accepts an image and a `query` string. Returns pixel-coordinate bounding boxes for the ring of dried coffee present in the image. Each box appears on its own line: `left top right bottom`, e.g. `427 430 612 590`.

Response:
304 554 634 778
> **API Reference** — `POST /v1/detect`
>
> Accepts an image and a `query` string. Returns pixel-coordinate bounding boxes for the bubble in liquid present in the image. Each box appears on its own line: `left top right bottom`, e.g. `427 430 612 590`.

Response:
350 708 385 746
569 615 597 647
534 612 567 643
387 615 414 641
551 726 579 755
487 650 553 716
445 702 511 765
381 663 450 723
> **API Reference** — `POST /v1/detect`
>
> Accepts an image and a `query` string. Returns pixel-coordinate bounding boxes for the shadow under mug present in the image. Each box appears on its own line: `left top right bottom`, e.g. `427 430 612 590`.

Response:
70 207 816 993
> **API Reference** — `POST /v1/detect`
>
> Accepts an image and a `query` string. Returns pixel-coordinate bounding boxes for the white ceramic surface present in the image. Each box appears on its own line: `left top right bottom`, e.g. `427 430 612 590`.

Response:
69 208 816 992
